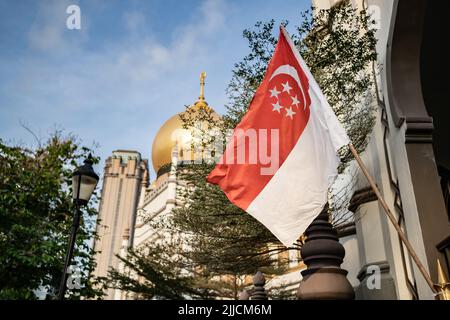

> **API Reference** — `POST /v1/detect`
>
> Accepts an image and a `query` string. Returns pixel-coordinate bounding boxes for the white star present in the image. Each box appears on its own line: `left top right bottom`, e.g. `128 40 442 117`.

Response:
270 86 280 98
291 95 300 108
285 107 296 119
272 102 283 113
282 81 292 94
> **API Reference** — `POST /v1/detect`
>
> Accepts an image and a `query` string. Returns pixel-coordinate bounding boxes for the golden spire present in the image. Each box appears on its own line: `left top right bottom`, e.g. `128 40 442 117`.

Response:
434 259 450 300
438 259 449 284
193 71 209 110
199 72 206 101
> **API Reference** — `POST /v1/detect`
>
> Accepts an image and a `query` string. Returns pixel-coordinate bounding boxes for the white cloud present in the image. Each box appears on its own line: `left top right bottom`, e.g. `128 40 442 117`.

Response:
201 0 226 28
123 11 146 35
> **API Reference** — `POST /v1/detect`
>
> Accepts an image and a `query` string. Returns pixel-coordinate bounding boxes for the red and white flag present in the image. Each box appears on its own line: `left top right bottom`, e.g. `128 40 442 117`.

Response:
207 26 349 247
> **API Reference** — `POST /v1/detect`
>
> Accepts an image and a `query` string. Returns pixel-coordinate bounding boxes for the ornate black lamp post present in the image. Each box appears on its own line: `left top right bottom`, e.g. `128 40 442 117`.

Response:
58 155 99 300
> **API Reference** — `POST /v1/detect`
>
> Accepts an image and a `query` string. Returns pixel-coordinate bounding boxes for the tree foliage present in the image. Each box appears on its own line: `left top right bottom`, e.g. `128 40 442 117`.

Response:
103 243 206 299
170 163 290 298
0 133 102 299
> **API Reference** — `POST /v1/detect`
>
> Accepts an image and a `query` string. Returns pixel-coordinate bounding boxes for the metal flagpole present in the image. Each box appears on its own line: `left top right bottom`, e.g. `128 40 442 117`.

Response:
348 143 437 294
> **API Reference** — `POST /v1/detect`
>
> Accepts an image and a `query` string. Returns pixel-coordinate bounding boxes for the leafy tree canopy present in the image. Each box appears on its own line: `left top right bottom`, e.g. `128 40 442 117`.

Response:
0 132 102 299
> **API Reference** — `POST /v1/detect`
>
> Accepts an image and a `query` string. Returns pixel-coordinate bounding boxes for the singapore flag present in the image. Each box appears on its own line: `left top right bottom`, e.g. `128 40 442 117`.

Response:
207 26 349 247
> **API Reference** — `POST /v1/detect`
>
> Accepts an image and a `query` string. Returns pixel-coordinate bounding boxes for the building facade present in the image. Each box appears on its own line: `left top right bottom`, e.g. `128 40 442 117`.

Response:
313 0 450 299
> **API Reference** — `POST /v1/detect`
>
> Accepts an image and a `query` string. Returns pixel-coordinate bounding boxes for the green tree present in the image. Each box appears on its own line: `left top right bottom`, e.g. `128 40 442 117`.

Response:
0 132 102 299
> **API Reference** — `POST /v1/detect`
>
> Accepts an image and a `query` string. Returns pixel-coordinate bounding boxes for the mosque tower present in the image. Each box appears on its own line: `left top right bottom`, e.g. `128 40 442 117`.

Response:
92 151 149 299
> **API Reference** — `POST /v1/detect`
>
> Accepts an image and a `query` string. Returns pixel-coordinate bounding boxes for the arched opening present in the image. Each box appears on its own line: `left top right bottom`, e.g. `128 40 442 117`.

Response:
420 0 450 277
386 0 450 283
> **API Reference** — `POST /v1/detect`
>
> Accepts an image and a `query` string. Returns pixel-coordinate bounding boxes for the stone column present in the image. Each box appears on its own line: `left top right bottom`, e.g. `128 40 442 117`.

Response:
297 205 355 300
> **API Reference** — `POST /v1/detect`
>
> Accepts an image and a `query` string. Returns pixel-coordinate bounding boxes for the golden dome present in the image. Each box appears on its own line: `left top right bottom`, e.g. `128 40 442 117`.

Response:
151 72 219 174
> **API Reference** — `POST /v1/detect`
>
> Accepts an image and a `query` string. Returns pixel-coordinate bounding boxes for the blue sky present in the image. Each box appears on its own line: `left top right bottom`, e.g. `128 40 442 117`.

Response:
0 0 310 178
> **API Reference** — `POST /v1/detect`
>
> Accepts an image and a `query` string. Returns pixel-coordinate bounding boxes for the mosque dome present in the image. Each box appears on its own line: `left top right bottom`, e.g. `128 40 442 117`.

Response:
151 72 219 175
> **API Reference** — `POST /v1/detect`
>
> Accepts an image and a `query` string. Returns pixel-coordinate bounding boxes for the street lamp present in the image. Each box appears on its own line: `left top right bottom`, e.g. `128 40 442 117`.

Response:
58 154 99 300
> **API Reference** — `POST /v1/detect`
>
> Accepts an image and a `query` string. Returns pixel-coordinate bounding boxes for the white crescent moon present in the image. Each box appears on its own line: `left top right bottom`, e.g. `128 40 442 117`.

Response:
269 64 307 108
